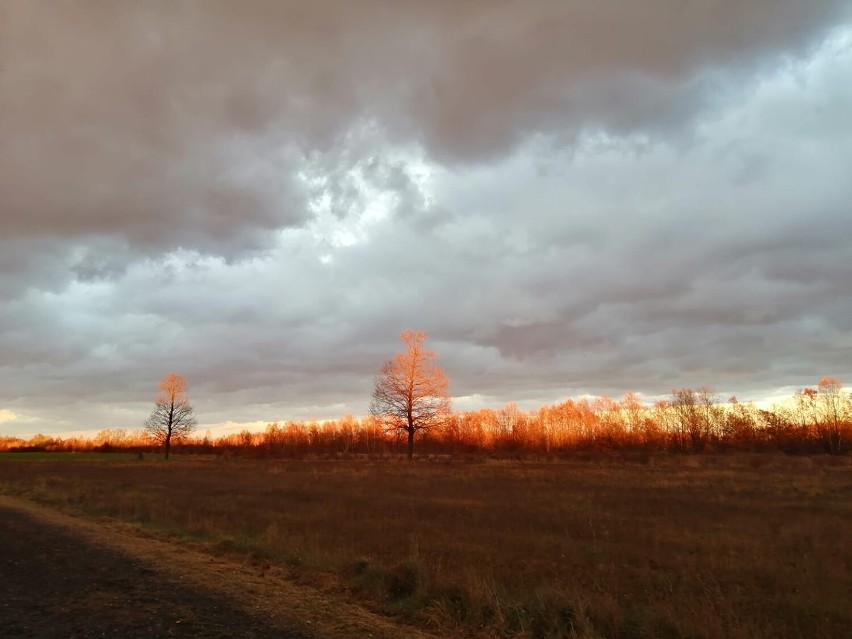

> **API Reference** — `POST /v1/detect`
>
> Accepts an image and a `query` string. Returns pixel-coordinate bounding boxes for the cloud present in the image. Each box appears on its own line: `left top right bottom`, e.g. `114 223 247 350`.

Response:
3 2 848 250
1 3 850 434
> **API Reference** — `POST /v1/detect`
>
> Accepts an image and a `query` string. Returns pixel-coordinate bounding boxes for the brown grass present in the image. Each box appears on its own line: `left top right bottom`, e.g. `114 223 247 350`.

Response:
1 454 850 638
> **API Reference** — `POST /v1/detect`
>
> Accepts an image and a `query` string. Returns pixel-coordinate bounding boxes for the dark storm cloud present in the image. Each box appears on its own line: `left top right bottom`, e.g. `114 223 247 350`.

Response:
3 1 848 254
402 1 852 160
1 2 851 435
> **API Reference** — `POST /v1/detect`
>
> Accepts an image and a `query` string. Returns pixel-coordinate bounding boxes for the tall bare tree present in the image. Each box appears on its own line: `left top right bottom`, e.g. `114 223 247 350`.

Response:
370 330 451 460
816 377 847 454
144 373 197 459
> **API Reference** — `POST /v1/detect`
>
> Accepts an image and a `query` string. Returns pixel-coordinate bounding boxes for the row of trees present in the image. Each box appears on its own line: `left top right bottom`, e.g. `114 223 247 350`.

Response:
219 385 852 456
3 383 849 456
370 331 850 456
3 332 849 457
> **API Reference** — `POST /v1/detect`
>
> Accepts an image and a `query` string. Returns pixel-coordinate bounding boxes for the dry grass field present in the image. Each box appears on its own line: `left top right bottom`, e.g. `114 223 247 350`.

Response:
1 454 850 639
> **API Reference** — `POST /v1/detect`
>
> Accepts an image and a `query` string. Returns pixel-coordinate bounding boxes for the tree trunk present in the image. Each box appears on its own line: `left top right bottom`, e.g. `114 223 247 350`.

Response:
407 427 415 461
164 432 171 460
829 431 840 455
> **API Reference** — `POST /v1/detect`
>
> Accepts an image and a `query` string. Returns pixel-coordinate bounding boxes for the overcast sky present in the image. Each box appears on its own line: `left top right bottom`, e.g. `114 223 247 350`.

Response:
2 2 851 438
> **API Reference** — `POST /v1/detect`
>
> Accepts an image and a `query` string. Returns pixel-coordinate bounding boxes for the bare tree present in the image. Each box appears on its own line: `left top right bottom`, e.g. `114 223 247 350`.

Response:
621 391 645 437
370 330 451 460
792 387 819 440
671 388 698 451
816 377 847 454
144 373 197 459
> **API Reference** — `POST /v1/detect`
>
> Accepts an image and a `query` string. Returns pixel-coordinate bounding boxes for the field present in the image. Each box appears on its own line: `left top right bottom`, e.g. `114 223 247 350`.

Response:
1 454 850 639
0 452 141 462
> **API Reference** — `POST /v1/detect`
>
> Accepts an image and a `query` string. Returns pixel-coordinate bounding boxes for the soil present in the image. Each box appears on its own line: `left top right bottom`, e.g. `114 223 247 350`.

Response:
0 496 437 639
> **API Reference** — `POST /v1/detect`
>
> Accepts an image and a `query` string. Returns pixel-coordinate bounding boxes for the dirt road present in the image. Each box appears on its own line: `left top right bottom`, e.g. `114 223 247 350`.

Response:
0 496 436 639
0 503 304 638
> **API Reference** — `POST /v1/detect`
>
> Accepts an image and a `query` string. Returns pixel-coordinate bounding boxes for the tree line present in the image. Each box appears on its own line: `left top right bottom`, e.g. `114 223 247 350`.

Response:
4 379 849 457
2 331 849 457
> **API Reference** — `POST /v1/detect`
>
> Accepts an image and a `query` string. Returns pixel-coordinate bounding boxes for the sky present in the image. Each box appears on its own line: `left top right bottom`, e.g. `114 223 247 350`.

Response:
2 1 852 438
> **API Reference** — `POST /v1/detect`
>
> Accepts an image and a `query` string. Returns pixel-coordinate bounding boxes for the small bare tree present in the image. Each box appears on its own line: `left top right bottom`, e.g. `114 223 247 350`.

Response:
371 330 451 460
144 373 197 459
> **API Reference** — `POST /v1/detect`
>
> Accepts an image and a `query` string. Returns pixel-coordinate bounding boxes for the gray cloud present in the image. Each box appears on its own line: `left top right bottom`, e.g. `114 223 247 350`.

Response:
1 2 851 436
4 2 848 247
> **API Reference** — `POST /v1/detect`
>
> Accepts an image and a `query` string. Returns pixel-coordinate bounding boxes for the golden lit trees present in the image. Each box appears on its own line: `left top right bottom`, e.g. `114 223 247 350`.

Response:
816 377 848 454
670 387 719 451
370 330 451 460
724 397 759 447
790 381 850 454
792 387 819 440
144 372 197 459
621 391 645 439
671 388 699 451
